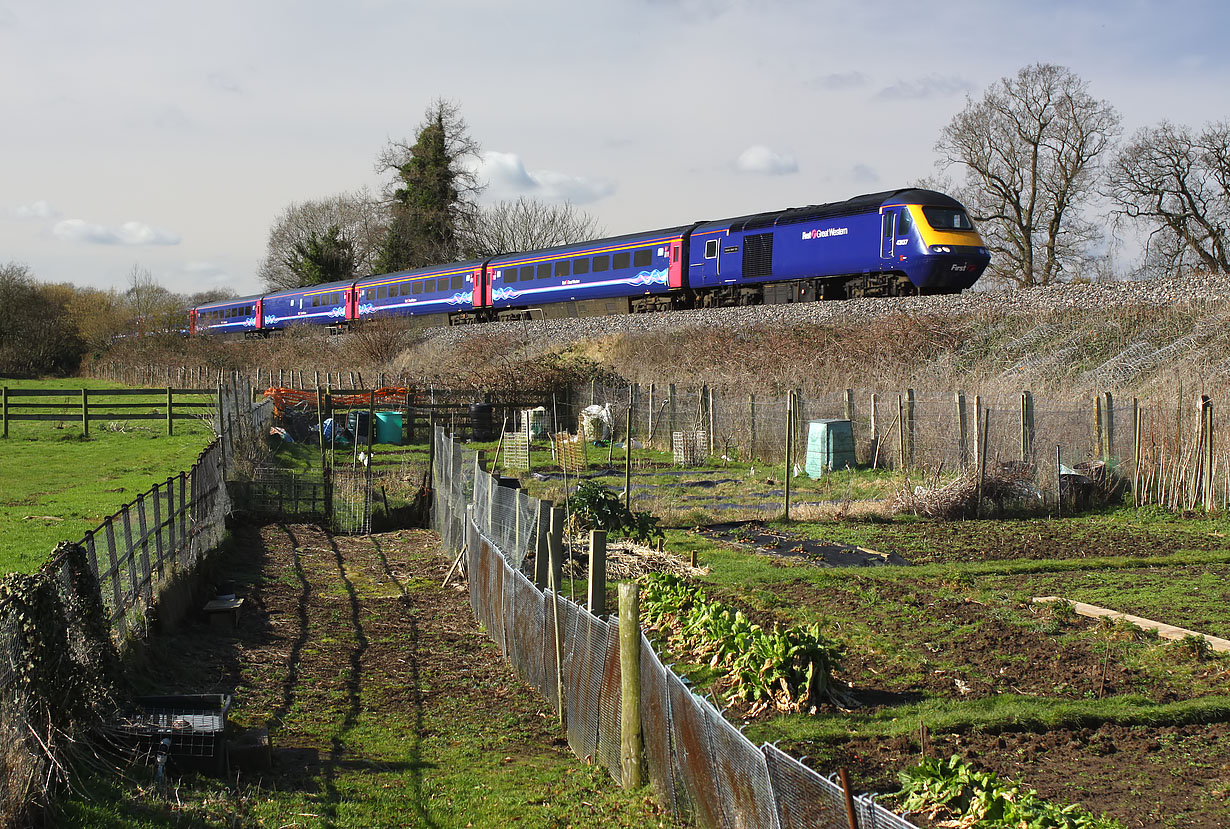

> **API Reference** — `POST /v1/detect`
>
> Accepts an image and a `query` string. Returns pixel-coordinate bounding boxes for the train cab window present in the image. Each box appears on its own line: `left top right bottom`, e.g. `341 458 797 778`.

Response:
633 249 651 268
555 260 570 277
613 251 630 270
573 258 589 275
451 276 463 289
437 277 450 292
897 209 914 237
521 266 534 281
592 256 609 272
412 281 423 295
921 206 973 231
537 263 552 279
705 239 719 259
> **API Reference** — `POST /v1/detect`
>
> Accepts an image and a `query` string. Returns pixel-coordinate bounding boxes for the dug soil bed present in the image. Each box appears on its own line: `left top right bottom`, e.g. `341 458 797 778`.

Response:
854 516 1230 564
699 520 910 567
795 721 1230 828
745 578 1209 705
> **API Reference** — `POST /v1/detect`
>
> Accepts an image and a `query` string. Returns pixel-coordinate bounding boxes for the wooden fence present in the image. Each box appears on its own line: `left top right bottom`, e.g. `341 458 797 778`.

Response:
1 387 215 437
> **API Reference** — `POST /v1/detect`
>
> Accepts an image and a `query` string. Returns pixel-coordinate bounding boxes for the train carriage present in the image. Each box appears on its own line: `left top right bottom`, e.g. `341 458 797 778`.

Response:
190 294 264 336
483 226 690 320
353 261 481 327
261 281 352 331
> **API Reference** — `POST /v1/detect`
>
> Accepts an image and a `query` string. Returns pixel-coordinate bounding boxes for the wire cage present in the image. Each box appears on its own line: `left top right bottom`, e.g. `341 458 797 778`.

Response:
113 694 231 775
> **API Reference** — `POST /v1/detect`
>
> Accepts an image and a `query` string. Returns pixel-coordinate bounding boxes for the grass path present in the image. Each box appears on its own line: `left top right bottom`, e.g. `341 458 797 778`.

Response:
61 524 676 828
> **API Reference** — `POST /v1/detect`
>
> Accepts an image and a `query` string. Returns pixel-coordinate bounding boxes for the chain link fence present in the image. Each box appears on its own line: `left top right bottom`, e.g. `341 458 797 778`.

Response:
432 426 917 829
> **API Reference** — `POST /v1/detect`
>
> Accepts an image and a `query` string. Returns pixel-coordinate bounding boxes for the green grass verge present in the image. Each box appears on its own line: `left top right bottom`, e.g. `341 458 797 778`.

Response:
0 379 215 573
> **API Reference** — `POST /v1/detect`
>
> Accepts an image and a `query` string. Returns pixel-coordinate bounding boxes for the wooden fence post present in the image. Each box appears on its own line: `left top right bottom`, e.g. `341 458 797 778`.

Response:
1094 394 1104 461
2 386 7 438
167 386 174 436
956 391 968 468
784 390 794 520
548 505 565 595
588 530 607 616
973 394 983 471
624 405 633 512
906 388 916 466
1132 398 1141 506
749 393 756 462
898 394 907 470
619 581 643 790
1103 392 1114 460
1020 390 1033 462
869 392 879 468
534 500 552 589
707 386 716 455
668 383 677 442
81 388 89 437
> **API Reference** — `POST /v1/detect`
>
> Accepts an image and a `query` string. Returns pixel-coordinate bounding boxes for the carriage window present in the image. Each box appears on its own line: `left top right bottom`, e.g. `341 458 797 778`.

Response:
705 239 718 259
592 255 609 272
633 249 651 268
613 252 630 270
555 260 570 277
537 263 551 279
412 281 423 295
503 269 515 283
451 276 463 289
573 258 589 275
521 266 534 281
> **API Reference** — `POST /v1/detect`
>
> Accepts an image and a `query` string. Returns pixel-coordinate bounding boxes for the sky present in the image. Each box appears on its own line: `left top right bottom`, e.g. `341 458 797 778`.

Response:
2 0 1227 298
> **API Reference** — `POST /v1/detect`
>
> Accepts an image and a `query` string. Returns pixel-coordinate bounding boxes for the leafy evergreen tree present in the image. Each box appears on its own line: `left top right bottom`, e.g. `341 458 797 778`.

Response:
376 99 483 271
284 224 357 286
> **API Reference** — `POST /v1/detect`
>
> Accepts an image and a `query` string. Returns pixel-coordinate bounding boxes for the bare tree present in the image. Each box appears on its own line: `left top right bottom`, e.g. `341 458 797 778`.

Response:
935 64 1121 287
463 197 605 257
1106 121 1230 278
259 188 385 290
375 98 484 270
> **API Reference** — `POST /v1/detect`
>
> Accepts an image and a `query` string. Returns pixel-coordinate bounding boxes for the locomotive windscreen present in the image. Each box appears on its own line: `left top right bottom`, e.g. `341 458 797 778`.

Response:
921 207 974 231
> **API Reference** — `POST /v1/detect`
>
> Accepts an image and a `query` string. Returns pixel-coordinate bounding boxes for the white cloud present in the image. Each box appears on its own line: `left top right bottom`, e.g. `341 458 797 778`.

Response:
814 71 867 91
9 200 61 220
52 219 181 246
735 145 799 176
851 164 880 185
476 151 615 204
875 75 972 100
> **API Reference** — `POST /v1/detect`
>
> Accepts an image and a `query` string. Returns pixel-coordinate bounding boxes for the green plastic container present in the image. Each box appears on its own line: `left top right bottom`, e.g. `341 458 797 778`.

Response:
374 411 403 445
804 419 855 477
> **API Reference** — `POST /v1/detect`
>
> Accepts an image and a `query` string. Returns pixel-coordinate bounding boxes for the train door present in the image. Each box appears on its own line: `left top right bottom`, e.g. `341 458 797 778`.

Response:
472 267 487 309
668 241 683 288
254 299 263 330
188 309 197 336
880 210 897 260
345 286 356 321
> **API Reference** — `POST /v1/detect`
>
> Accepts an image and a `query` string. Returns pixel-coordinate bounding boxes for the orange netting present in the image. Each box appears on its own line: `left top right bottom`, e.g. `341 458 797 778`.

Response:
263 387 413 414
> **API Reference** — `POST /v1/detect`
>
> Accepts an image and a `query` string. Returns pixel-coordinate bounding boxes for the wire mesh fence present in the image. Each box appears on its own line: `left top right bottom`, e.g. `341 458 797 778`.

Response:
433 425 918 829
555 381 1230 513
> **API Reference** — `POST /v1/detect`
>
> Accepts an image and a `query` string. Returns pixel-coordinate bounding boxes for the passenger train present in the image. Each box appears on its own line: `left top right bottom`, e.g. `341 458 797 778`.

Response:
189 188 990 335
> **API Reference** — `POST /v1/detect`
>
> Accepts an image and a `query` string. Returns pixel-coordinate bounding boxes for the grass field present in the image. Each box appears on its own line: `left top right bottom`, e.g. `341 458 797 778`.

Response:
0 378 216 573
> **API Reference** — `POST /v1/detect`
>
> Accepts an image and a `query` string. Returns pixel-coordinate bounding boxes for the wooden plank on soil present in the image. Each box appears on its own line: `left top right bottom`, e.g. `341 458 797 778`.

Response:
1033 596 1230 653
